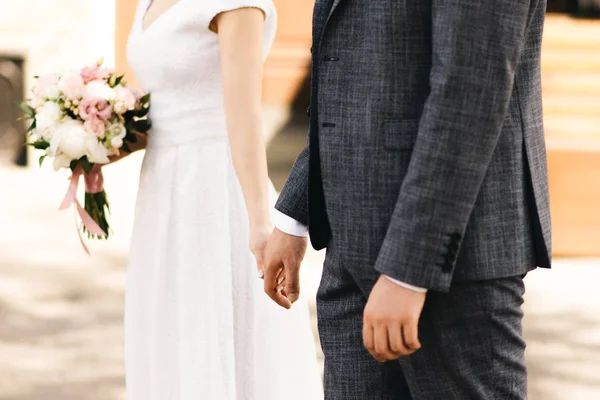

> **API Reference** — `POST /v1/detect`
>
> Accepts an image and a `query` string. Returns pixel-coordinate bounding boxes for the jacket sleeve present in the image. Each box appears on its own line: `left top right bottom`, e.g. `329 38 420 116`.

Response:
274 138 310 225
374 0 533 292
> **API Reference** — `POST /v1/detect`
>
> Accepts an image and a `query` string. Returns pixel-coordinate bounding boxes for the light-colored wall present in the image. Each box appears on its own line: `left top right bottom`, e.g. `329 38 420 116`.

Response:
115 0 139 86
0 0 114 81
263 0 313 105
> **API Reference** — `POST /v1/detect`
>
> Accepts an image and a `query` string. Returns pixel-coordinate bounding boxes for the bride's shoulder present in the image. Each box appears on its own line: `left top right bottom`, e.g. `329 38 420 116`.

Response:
202 0 277 21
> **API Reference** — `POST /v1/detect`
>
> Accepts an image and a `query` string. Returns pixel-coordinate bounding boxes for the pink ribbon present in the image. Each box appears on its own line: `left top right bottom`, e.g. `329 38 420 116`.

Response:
60 164 107 255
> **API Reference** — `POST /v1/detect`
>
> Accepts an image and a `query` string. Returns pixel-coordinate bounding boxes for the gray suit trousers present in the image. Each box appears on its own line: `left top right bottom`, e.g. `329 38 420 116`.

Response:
318 247 527 399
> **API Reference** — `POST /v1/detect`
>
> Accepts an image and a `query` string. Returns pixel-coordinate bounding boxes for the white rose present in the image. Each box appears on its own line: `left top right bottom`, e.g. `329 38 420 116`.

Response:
84 80 116 101
59 73 85 100
52 152 73 171
107 122 127 140
35 101 62 130
54 119 89 160
85 137 110 164
43 84 61 100
110 136 123 149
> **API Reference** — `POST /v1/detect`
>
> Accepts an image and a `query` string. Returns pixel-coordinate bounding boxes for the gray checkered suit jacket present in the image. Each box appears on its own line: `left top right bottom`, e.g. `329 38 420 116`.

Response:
276 0 552 292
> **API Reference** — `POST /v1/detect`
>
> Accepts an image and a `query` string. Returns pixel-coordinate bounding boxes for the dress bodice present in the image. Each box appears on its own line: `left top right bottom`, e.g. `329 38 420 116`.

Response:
127 0 277 147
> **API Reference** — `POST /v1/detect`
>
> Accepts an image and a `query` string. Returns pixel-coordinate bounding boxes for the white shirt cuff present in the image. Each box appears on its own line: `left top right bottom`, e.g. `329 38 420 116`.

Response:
273 210 309 238
384 276 428 293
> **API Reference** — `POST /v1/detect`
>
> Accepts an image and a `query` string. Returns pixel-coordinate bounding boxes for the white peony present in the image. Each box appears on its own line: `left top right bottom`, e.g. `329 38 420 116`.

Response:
43 84 61 100
59 73 85 100
113 86 137 114
53 118 89 160
85 137 110 164
52 152 73 170
35 101 62 130
39 127 54 142
84 80 116 101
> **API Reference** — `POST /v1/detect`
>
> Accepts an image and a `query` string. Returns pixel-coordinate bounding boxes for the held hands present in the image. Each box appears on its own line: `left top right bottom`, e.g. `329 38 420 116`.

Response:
249 225 272 276
363 276 426 362
262 228 308 309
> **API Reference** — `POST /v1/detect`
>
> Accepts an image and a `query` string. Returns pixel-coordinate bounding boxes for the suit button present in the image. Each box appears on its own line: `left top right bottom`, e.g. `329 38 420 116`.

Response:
306 106 311 117
323 56 339 62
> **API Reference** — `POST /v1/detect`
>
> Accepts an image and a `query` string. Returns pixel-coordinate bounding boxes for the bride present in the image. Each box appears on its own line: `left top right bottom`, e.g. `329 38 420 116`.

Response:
119 0 323 399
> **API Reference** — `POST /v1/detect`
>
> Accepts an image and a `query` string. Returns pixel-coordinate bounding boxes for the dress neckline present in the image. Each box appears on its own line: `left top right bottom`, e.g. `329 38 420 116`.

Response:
140 0 186 34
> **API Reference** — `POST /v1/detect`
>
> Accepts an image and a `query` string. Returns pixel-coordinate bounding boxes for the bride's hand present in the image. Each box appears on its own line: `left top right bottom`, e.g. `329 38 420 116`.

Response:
108 131 149 164
249 225 272 278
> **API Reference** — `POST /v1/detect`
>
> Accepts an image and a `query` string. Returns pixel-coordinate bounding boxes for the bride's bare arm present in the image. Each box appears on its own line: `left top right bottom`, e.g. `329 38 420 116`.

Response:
213 8 271 265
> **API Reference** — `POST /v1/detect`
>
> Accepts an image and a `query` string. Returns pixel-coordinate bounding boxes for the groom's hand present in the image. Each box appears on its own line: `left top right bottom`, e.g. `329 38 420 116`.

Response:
263 228 308 309
363 276 426 362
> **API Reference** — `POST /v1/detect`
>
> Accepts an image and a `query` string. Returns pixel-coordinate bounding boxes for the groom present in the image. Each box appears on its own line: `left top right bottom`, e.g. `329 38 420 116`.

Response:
264 0 551 398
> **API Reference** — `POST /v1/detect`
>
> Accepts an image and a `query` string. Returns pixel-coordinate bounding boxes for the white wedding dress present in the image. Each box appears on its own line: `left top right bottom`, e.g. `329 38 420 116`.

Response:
125 1 323 399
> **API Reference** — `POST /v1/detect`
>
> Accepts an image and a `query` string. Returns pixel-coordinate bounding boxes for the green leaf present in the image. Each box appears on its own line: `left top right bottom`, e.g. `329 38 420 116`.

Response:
133 107 150 118
26 119 37 133
140 93 151 104
38 155 46 167
30 141 49 150
15 101 35 117
133 119 152 133
125 131 138 143
108 74 118 87
114 75 124 86
79 156 92 174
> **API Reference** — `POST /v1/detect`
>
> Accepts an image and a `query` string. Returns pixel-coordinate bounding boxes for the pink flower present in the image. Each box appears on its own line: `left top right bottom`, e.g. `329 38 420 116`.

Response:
79 96 113 121
84 118 106 137
80 64 114 84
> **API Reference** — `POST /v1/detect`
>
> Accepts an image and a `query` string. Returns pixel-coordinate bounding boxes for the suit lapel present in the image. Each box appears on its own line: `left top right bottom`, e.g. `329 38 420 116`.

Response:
327 0 343 21
313 0 344 48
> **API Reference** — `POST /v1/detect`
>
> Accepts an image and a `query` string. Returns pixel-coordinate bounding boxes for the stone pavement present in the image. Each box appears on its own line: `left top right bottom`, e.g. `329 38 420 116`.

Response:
1 124 599 399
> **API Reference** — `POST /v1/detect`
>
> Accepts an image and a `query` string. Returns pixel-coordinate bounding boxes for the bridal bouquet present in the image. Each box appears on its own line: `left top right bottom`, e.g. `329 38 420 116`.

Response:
18 59 151 253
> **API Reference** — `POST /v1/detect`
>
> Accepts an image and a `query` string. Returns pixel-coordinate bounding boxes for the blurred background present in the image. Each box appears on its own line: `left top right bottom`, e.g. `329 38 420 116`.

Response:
0 0 599 399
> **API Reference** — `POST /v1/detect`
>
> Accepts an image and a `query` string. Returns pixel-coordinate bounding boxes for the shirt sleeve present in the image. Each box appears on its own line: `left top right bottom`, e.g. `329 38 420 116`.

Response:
273 209 309 238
